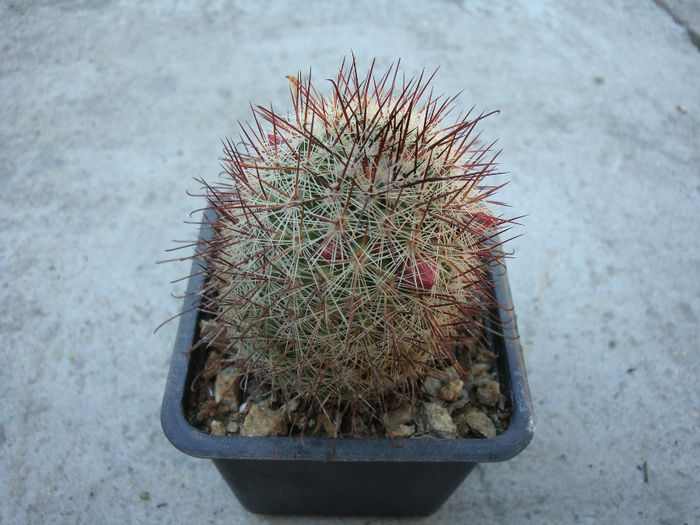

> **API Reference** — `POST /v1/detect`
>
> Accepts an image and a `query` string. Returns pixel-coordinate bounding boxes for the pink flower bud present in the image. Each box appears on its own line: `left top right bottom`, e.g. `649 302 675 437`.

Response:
399 257 437 291
267 133 283 146
472 212 499 230
320 240 341 262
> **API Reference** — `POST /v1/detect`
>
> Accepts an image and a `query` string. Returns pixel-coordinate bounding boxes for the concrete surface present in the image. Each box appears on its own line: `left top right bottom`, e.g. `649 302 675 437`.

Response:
654 0 700 49
1 1 699 523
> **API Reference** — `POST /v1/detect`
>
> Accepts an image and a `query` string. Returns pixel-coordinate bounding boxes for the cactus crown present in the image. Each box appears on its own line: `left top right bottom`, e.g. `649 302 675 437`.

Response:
191 57 509 424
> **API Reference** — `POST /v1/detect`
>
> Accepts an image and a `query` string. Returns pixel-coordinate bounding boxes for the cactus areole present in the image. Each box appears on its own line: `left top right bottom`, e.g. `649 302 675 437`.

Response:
179 57 514 432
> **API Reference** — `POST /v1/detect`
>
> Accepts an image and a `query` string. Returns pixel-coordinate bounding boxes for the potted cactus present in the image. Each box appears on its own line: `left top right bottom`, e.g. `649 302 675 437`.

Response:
161 57 533 517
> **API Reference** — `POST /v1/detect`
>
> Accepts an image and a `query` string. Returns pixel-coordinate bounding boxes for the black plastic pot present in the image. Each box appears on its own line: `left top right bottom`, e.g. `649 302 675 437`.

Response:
161 220 534 517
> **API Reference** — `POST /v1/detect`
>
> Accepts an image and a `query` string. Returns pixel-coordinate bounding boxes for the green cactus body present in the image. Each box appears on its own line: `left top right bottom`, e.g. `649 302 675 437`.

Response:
197 58 508 419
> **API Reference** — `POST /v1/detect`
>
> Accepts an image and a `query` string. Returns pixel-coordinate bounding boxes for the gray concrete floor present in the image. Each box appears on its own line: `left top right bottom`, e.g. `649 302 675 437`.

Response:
1 1 699 523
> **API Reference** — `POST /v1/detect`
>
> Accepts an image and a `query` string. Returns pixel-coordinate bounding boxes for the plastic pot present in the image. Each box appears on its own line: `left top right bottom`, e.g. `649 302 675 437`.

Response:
161 220 534 517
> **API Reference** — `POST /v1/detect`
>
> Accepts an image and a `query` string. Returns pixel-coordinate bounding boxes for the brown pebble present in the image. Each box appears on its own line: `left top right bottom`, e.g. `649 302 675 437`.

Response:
214 366 242 409
139 491 150 500
423 376 442 397
477 380 501 406
199 320 229 349
448 390 470 413
456 414 471 437
462 408 496 438
241 399 288 436
200 350 220 381
472 363 490 376
420 402 458 438
384 403 413 428
388 424 415 438
209 420 226 436
317 411 336 435
444 366 459 382
352 415 369 436
196 399 230 423
439 379 464 402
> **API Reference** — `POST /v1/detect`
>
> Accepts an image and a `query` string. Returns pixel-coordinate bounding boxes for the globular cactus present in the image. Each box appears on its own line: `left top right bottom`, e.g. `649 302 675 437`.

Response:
192 57 510 425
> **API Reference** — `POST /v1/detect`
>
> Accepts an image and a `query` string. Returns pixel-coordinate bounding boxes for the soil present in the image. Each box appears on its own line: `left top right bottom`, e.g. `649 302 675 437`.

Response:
184 319 511 439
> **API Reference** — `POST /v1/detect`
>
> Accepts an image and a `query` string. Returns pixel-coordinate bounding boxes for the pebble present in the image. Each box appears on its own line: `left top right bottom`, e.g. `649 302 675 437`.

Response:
461 408 496 438
420 402 457 438
444 366 459 381
476 380 501 406
214 366 241 410
317 412 336 435
241 400 288 436
423 367 460 397
455 414 470 436
209 420 226 436
139 491 150 500
388 424 415 438
423 376 442 397
199 320 229 348
448 388 470 412
472 363 491 375
281 398 301 413
439 379 464 402
352 415 369 435
196 400 228 423
384 403 413 428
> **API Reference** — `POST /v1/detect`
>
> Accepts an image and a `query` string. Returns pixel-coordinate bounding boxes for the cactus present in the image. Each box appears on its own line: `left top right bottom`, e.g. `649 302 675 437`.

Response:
189 57 510 430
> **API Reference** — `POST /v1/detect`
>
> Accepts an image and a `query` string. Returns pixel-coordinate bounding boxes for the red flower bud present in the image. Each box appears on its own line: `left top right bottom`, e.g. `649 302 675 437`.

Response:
320 240 341 263
472 212 499 230
267 133 283 146
399 257 437 291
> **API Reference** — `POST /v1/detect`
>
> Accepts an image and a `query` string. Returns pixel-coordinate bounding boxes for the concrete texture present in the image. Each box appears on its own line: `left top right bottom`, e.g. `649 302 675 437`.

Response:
654 0 700 49
1 1 698 523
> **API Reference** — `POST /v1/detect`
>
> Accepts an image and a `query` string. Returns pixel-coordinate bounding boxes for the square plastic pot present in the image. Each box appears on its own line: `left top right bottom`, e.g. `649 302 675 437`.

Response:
161 220 534 517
